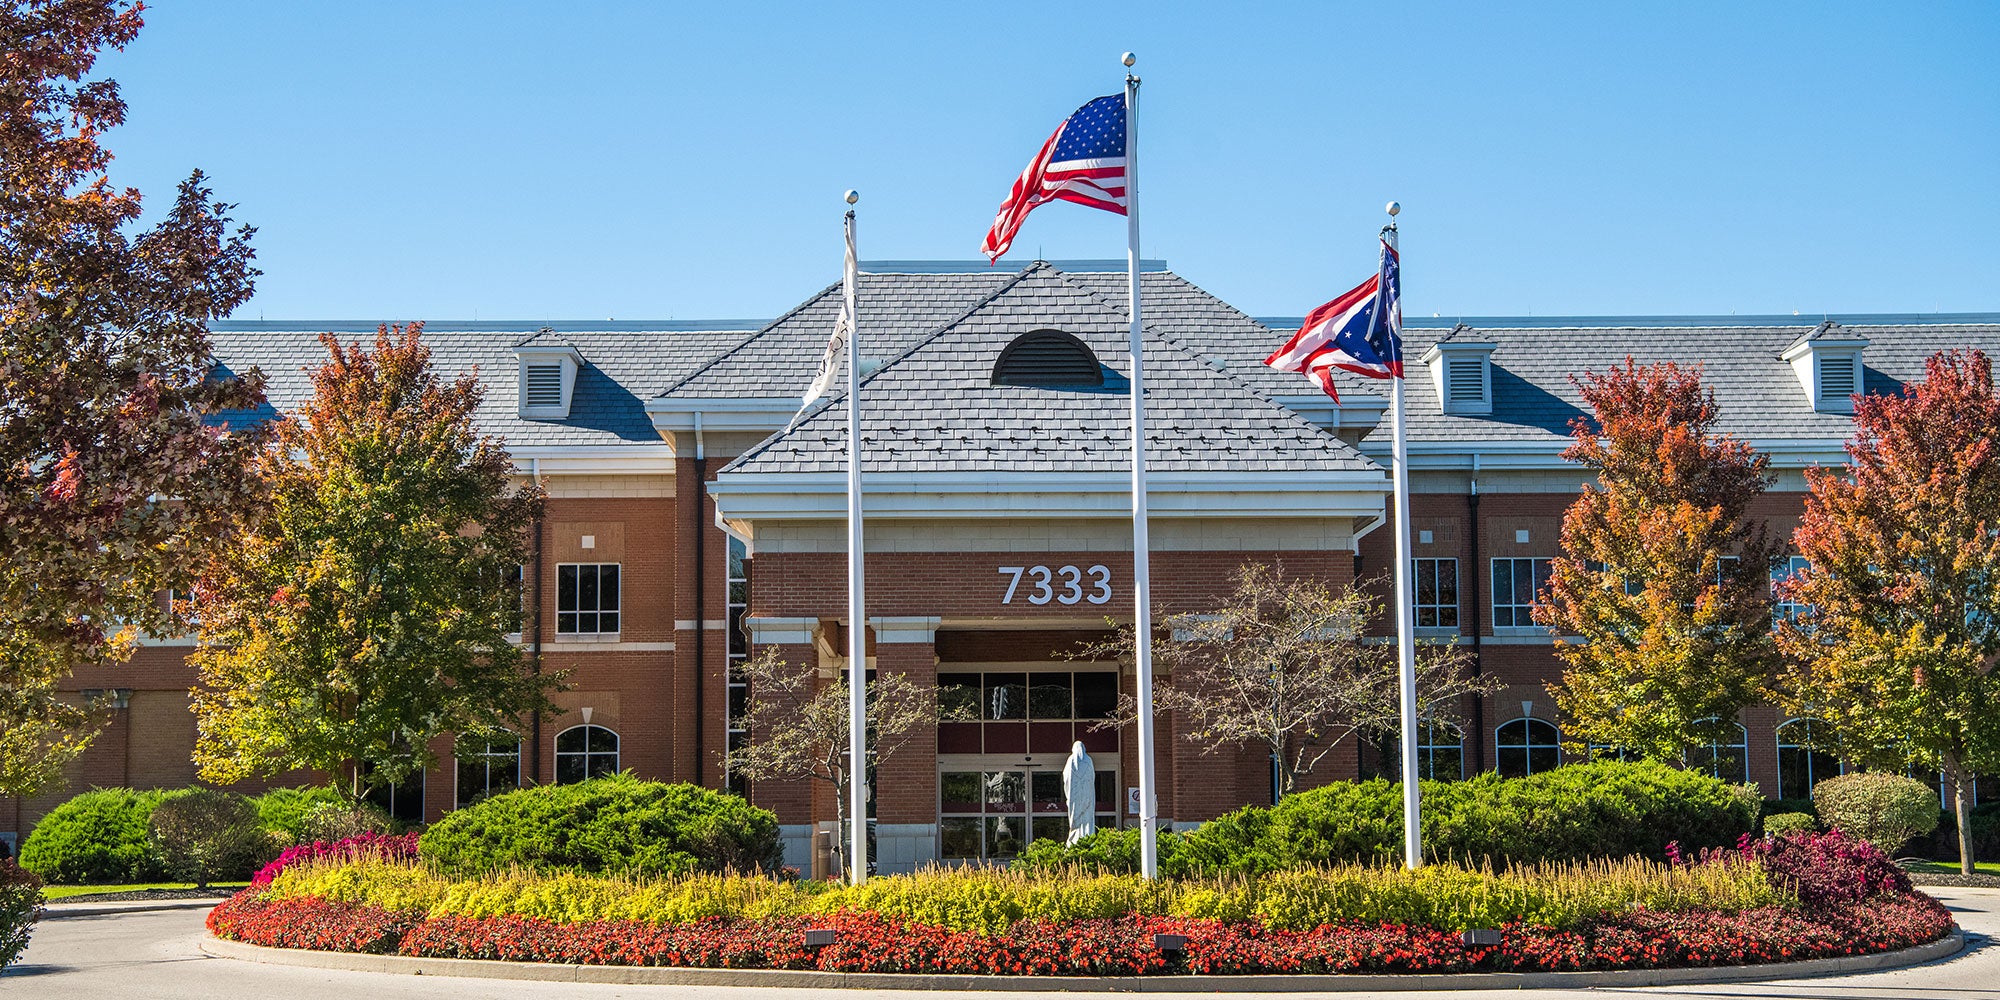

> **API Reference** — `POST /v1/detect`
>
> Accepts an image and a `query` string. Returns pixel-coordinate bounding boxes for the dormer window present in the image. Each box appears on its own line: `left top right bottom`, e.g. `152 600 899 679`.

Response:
1420 335 1496 416
514 330 583 419
1780 321 1868 414
991 330 1104 388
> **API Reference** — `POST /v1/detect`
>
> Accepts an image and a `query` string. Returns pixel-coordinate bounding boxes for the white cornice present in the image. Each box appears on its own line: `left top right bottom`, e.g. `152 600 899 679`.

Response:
508 444 678 476
647 397 798 435
1358 438 1851 471
709 469 1390 522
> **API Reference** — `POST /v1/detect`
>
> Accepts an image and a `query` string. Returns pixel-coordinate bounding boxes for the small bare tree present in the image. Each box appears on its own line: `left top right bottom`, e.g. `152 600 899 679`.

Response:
724 646 945 880
1080 562 1496 799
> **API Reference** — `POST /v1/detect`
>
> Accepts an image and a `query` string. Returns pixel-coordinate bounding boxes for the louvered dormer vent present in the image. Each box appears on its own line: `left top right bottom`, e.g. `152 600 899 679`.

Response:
1447 358 1487 403
1420 334 1496 416
991 330 1105 388
524 364 564 408
514 331 584 419
1780 321 1869 414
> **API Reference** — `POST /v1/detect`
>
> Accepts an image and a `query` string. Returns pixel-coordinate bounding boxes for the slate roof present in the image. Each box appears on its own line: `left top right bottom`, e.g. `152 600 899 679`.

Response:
1310 322 2000 446
719 265 1380 477
208 325 748 447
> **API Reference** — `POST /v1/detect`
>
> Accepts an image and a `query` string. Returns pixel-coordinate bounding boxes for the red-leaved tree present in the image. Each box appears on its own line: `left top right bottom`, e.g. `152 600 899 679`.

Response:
1536 360 1780 765
1779 348 2000 874
0 0 265 796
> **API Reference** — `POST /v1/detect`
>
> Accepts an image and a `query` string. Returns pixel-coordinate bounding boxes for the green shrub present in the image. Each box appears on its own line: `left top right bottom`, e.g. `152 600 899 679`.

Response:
297 800 394 844
149 789 270 887
418 774 783 877
18 788 169 884
1813 773 1941 855
1761 797 1817 821
252 786 349 844
0 861 40 969
1762 812 1817 838
1018 761 1757 876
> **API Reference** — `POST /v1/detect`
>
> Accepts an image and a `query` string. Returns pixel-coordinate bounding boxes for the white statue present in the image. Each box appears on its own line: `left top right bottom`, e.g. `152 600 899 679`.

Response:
1062 740 1096 845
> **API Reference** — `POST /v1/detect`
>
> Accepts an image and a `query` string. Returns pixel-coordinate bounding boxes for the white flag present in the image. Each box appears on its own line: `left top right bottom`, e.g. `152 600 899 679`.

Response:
792 220 858 427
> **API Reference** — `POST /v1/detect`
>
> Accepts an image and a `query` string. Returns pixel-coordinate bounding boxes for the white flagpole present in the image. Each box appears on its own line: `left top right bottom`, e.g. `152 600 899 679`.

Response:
1120 53 1160 882
1383 206 1421 870
842 191 869 885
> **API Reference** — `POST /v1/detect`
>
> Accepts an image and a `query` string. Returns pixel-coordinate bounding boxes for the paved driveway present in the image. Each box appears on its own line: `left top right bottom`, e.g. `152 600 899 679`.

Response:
5 889 1997 999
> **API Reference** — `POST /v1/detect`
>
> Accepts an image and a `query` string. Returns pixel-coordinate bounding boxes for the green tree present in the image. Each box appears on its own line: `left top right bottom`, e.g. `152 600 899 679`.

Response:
1081 563 1491 799
1536 360 1780 763
190 324 556 800
1778 348 2000 874
0 0 265 796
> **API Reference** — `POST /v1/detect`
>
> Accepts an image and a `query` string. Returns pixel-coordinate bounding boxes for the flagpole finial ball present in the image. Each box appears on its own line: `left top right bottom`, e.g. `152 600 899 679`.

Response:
1386 201 1401 217
1122 52 1136 67
844 190 859 205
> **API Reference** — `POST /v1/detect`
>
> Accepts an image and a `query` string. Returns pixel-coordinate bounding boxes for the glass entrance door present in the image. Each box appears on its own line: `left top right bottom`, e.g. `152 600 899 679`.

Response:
939 761 1118 863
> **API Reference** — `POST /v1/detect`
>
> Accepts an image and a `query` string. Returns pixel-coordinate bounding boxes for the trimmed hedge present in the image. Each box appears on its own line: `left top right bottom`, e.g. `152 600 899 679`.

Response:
1762 813 1817 838
1813 773 1939 854
418 774 782 877
252 786 349 844
18 789 169 884
1020 760 1758 876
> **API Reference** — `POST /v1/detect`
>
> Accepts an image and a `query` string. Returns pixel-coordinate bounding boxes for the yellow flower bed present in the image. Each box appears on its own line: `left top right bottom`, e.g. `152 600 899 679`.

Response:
264 855 1779 936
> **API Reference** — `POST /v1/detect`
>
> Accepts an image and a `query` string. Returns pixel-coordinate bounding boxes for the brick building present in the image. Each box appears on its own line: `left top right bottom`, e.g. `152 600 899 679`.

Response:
5 259 1995 870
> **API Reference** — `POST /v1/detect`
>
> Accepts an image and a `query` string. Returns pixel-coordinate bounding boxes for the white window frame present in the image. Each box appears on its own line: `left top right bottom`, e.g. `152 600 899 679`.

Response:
455 735 522 807
1772 555 1813 625
554 724 620 784
1495 717 1562 777
1412 557 1459 630
556 562 621 636
1491 557 1553 632
1776 718 1844 800
1685 717 1750 785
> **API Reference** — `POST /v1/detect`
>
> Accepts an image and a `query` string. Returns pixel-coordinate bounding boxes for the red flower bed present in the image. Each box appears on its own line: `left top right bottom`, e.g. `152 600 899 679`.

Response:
207 888 1953 976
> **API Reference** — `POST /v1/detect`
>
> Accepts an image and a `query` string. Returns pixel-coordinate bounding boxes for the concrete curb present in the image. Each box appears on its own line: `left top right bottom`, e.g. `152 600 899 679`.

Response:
42 899 221 919
199 928 1967 992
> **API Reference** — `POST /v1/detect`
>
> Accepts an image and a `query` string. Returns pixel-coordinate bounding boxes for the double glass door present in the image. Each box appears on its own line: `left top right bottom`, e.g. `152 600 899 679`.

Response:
939 760 1118 862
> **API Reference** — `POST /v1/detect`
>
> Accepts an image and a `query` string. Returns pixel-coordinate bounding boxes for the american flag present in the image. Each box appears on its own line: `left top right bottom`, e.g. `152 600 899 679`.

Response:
1264 235 1404 401
980 94 1128 262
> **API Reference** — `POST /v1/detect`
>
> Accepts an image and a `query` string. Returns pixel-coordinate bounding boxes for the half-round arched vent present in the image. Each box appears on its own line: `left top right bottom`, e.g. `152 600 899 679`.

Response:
991 330 1104 388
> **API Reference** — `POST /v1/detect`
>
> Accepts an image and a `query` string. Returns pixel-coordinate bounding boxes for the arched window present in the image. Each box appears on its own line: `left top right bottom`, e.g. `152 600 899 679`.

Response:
456 734 522 806
1686 718 1750 785
1358 719 1466 782
555 724 620 784
991 330 1104 388
1776 718 1843 800
1496 718 1561 777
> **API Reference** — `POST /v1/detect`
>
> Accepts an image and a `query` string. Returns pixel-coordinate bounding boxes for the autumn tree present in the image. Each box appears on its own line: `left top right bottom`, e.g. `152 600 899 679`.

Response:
190 324 556 800
725 646 945 880
1081 563 1491 800
1535 360 1780 763
0 0 265 795
1777 348 2000 874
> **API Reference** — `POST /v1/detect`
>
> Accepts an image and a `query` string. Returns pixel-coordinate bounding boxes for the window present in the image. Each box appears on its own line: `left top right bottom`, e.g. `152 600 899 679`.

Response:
939 766 1118 862
726 538 751 795
1776 718 1843 800
1686 718 1749 784
1413 558 1459 629
1491 558 1553 629
555 724 619 783
502 565 524 638
1496 718 1561 777
937 671 1118 723
456 735 522 806
1587 742 1633 762
1363 720 1466 781
362 767 424 825
557 563 620 634
1770 555 1813 625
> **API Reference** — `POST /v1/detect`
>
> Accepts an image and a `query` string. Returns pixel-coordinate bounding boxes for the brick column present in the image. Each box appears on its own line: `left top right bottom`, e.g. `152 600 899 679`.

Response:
870 616 940 874
744 617 819 873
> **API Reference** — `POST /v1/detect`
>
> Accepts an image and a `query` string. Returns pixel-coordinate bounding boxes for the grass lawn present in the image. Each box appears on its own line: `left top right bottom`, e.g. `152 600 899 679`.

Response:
1901 860 2000 876
42 881 250 900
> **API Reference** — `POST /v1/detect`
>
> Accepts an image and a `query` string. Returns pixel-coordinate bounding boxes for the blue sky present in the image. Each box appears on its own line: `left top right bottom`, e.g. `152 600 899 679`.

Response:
98 2 1998 322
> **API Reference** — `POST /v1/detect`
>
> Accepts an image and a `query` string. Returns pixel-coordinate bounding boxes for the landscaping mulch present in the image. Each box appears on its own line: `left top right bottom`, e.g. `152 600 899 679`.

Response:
50 887 237 904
